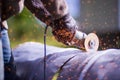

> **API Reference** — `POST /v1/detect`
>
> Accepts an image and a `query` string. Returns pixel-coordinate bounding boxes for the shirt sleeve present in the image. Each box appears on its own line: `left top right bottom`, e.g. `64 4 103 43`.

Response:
24 0 52 25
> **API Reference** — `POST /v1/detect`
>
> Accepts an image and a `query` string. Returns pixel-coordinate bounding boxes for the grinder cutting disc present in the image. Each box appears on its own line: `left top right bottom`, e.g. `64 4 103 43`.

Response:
84 33 99 52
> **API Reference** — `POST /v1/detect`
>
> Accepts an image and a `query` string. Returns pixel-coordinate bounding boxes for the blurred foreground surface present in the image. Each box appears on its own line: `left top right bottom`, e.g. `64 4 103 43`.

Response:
12 42 120 80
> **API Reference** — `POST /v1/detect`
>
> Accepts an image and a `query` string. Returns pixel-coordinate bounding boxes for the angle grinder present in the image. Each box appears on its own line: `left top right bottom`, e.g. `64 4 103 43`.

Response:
72 31 99 52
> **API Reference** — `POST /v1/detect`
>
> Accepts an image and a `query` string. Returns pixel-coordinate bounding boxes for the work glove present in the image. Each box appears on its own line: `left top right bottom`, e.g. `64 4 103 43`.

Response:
52 14 87 46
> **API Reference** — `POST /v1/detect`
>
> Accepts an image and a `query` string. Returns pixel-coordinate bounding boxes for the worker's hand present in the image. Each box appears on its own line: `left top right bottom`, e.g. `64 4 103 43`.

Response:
52 14 78 45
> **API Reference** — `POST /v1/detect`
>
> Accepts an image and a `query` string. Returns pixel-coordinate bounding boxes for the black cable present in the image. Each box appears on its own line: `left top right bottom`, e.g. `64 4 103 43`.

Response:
43 25 48 80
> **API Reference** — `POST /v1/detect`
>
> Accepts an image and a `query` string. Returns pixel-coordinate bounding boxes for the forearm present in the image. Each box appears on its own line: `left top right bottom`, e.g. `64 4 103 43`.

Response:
24 0 52 25
25 0 87 46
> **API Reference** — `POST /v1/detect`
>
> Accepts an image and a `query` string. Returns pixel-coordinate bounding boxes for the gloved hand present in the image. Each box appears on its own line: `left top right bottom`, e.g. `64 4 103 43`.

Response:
52 14 87 46
52 14 77 45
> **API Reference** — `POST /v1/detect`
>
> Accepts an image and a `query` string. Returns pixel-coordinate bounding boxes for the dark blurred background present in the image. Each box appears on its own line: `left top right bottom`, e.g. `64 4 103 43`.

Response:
8 0 120 50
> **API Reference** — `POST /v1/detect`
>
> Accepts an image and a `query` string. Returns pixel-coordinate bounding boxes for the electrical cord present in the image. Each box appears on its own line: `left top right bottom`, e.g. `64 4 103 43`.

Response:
43 25 48 80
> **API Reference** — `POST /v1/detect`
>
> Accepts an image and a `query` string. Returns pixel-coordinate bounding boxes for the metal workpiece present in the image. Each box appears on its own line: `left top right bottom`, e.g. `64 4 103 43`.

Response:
12 42 120 80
